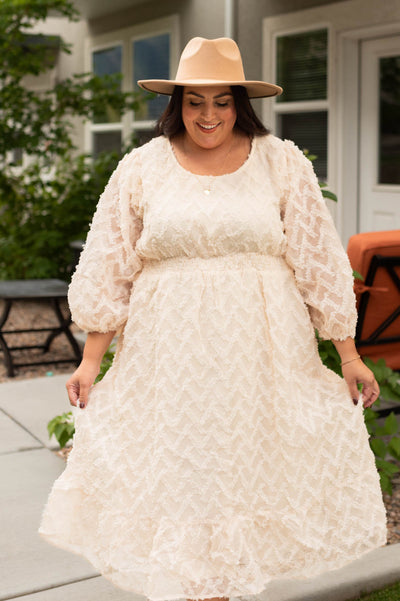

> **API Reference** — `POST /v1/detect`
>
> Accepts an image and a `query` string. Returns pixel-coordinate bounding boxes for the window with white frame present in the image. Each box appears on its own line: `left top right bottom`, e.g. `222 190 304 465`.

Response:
90 21 176 155
92 44 123 156
274 28 328 179
132 33 170 136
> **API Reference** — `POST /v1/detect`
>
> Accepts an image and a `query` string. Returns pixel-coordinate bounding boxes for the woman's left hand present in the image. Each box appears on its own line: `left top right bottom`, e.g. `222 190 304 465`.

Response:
342 359 380 408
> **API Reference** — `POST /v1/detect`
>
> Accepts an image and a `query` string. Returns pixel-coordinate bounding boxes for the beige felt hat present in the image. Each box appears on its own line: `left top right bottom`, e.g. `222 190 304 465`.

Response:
137 37 282 99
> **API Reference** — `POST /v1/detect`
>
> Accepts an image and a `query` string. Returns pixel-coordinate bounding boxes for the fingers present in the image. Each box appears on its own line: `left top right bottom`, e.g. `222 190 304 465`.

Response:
341 372 359 404
355 372 379 408
347 380 361 406
360 381 380 408
342 361 380 408
77 382 91 409
66 374 93 409
66 378 80 408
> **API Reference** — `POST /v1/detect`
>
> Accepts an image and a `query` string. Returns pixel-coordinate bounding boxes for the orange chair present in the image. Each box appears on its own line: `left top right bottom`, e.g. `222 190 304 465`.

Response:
347 230 400 371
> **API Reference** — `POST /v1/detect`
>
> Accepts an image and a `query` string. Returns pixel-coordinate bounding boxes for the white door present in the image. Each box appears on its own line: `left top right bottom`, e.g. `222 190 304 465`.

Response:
359 36 400 232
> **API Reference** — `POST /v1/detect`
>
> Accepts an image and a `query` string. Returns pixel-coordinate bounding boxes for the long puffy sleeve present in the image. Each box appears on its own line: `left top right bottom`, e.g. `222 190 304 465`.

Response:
68 151 143 333
281 140 357 341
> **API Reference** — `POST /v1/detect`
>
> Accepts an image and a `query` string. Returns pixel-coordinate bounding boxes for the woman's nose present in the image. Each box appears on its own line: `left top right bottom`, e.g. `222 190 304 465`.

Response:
201 102 215 120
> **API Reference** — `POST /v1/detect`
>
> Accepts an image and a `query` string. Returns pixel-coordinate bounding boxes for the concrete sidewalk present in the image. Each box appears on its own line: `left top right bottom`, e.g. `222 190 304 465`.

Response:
0 374 399 601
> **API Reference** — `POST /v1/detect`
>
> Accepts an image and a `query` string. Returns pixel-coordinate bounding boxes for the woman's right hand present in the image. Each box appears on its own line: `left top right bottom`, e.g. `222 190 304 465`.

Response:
66 331 116 409
66 360 101 409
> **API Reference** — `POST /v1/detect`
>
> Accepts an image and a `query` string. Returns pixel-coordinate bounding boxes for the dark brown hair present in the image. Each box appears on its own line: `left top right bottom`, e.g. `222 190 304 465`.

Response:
155 85 269 138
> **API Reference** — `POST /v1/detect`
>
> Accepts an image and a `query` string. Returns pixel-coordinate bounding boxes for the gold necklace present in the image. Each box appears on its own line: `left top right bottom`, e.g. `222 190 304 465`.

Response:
183 136 238 196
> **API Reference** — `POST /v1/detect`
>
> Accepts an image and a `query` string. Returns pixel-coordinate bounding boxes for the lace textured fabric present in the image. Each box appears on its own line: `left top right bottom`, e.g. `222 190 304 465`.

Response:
39 134 386 601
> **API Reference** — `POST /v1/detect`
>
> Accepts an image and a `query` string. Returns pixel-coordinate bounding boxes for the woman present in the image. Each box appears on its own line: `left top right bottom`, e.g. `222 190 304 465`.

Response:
40 37 386 601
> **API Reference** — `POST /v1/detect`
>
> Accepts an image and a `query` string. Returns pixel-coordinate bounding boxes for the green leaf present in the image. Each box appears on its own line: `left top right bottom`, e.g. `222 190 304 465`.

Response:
47 411 75 447
380 384 400 402
302 149 317 162
376 457 400 476
388 437 400 460
66 422 75 437
384 412 399 436
370 438 387 459
47 419 56 437
380 472 392 495
363 407 378 423
364 357 388 381
58 430 70 449
321 189 338 202
54 423 66 440
352 270 364 281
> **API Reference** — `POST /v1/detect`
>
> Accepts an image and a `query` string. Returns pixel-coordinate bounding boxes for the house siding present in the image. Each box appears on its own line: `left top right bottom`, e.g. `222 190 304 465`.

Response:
87 0 225 46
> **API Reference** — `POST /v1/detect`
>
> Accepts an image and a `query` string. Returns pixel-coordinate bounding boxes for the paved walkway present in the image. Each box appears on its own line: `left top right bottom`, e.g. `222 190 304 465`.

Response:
0 374 399 601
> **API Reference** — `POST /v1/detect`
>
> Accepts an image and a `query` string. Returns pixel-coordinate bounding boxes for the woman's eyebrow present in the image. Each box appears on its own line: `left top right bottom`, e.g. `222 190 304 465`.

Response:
186 91 204 98
185 91 233 99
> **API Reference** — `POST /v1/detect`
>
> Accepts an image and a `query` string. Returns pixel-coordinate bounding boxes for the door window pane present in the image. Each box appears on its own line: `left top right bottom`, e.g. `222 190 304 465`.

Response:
276 29 327 103
92 46 122 123
133 33 170 120
279 111 328 179
379 55 400 184
93 131 122 157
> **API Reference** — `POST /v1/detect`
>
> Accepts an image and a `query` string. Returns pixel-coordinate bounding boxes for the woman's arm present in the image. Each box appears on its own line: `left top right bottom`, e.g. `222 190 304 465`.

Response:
332 337 380 408
281 141 358 342
66 331 116 409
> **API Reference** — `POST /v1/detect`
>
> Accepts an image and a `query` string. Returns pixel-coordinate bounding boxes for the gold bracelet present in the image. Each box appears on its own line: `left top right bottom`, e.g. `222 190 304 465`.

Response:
341 355 361 367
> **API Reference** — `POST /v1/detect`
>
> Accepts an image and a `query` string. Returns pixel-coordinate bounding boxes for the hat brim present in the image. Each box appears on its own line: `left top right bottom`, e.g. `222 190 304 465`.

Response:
137 79 282 99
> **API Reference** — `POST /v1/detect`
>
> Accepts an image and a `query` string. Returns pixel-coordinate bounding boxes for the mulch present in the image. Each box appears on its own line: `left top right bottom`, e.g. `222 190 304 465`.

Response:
1 299 399 545
0 298 79 382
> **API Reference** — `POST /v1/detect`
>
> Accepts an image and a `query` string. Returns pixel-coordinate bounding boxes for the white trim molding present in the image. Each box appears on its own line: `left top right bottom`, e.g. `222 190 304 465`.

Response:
262 0 400 243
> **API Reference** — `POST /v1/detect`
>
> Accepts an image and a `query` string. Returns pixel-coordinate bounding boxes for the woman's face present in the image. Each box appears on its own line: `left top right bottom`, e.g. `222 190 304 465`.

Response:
181 85 237 150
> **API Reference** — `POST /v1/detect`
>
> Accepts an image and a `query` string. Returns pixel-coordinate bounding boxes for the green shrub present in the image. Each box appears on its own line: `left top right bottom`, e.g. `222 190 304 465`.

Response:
0 0 150 280
0 152 121 279
47 411 75 449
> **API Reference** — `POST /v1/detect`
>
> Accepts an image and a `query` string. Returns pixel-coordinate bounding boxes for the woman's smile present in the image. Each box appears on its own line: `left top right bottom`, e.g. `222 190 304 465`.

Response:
197 122 221 132
181 85 237 150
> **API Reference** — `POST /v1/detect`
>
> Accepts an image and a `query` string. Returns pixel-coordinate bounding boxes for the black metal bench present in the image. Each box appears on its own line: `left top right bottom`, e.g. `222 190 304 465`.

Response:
0 279 82 377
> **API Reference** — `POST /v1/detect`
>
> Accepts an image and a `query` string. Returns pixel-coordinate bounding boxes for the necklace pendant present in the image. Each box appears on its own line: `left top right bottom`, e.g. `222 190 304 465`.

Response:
204 188 211 195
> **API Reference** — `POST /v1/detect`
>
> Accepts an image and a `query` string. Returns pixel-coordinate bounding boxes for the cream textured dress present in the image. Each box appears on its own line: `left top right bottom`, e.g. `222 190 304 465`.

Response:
39 134 387 600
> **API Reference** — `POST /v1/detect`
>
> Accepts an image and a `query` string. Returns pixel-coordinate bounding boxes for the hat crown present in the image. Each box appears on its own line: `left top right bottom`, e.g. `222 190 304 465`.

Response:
175 37 246 83
137 37 282 98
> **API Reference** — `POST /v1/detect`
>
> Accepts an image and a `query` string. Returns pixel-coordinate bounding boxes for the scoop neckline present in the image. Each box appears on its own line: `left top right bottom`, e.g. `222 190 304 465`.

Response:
166 134 257 179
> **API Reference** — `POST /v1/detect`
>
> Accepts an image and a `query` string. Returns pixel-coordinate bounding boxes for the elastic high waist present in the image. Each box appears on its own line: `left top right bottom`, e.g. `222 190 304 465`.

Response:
140 252 285 273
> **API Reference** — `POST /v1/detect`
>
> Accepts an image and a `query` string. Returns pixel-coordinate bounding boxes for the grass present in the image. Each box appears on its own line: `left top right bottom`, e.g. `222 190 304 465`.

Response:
350 581 400 600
